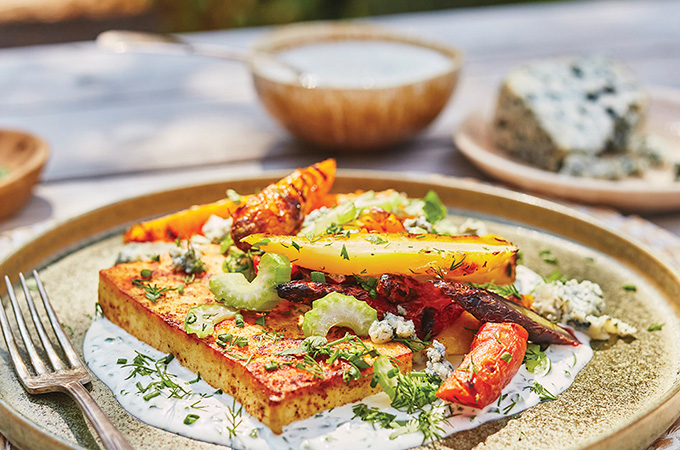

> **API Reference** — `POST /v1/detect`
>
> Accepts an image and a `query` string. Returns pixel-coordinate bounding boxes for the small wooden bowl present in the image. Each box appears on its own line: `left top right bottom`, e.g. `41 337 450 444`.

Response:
250 22 463 150
0 130 49 220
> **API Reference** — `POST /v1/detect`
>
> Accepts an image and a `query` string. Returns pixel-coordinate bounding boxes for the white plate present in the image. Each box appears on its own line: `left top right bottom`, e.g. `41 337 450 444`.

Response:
453 87 680 212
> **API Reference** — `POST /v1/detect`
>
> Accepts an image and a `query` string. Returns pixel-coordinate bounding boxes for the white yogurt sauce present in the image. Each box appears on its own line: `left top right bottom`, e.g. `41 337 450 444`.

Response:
254 41 454 89
84 317 591 449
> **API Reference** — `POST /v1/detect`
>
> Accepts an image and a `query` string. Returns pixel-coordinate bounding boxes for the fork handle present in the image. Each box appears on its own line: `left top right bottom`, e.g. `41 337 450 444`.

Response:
62 381 135 450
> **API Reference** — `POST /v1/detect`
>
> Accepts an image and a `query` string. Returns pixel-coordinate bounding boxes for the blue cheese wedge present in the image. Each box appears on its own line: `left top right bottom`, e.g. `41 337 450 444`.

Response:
493 56 647 175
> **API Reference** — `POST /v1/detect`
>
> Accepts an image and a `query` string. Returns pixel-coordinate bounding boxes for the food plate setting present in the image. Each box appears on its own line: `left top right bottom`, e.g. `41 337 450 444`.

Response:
2 3 680 450
1 166 680 450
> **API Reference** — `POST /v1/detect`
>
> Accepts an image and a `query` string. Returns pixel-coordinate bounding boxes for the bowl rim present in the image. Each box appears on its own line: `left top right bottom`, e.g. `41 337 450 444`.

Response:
248 20 464 90
0 129 50 189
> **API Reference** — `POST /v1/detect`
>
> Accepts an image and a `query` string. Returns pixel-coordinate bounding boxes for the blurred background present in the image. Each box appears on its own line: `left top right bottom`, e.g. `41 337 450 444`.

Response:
1 0 555 47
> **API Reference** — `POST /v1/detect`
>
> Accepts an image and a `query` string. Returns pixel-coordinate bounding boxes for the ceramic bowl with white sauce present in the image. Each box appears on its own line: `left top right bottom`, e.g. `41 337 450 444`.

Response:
249 22 463 150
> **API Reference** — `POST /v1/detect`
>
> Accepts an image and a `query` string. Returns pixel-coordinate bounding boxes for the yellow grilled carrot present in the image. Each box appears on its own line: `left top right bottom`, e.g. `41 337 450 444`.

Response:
242 232 518 285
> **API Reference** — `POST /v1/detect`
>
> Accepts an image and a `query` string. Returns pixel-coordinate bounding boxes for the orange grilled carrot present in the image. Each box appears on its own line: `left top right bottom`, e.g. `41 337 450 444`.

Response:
123 159 336 243
436 322 528 408
352 208 406 233
232 158 336 250
123 198 239 242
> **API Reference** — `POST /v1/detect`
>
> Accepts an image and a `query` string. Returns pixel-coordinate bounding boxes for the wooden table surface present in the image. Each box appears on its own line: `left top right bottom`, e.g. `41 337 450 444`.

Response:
1 0 680 449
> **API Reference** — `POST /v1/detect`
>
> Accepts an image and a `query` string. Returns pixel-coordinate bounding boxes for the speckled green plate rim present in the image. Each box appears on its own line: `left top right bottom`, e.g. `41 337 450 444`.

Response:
1 169 680 450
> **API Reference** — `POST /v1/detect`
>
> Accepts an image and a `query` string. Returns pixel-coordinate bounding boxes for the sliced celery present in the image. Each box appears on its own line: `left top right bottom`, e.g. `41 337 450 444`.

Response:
302 292 377 337
372 355 399 400
210 253 291 311
185 303 238 338
300 201 357 237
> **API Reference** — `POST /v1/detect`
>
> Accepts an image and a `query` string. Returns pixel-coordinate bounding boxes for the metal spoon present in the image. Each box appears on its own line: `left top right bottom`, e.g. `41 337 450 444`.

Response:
96 30 307 81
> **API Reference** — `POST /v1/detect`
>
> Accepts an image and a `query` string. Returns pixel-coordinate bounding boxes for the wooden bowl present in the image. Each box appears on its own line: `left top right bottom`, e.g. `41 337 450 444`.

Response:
0 130 49 220
249 22 463 150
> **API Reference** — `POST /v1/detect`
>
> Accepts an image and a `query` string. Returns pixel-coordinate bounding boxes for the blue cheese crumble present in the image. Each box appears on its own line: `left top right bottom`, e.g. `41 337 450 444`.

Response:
369 312 417 344
531 277 636 340
115 242 177 264
403 215 433 234
201 215 233 243
169 245 206 274
425 340 454 380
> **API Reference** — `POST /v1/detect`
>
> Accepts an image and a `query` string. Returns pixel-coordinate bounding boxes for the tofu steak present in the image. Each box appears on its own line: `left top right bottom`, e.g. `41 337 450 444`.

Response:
98 245 412 433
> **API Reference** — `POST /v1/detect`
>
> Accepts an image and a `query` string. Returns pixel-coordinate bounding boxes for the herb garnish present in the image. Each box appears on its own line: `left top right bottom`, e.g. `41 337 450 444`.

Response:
364 235 388 245
648 323 664 332
623 284 637 292
528 381 557 401
225 397 243 438
340 244 350 260
354 372 452 446
472 282 520 300
523 343 551 375
352 404 397 428
235 314 245 328
277 334 378 385
183 413 200 425
423 190 446 224
390 371 441 414
119 352 196 401
354 275 378 298
325 223 345 236
393 336 430 353
540 249 558 265
131 279 177 302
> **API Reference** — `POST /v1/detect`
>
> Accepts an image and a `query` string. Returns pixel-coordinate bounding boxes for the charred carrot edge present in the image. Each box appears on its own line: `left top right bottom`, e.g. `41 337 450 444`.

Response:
436 322 528 408
123 159 337 243
123 198 240 242
231 159 337 250
278 158 337 215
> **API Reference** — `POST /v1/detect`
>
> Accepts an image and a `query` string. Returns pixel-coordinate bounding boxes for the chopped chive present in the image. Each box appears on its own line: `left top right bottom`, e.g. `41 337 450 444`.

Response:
116 358 127 365
623 284 637 292
648 323 664 332
235 314 245 328
256 316 266 327
183 413 200 425
143 391 161 401
264 361 279 371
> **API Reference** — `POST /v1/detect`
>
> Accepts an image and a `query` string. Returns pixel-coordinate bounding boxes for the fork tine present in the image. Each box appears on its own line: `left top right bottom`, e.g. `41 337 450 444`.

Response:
19 273 66 371
4 275 48 375
32 270 83 370
1 277 32 381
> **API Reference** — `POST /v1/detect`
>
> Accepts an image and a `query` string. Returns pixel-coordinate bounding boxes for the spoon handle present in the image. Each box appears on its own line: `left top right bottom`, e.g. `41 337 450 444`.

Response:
96 30 250 63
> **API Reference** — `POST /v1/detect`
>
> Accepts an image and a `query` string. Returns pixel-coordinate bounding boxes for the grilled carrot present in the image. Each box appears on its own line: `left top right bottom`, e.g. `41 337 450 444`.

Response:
123 159 336 243
232 159 336 250
436 322 528 408
123 198 239 242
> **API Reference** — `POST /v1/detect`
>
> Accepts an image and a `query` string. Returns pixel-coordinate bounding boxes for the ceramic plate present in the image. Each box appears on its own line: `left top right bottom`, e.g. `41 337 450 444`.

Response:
1 171 680 450
454 87 680 212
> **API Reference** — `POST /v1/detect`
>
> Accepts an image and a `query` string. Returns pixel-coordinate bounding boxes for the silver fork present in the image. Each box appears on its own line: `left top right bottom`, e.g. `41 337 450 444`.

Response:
0 271 133 450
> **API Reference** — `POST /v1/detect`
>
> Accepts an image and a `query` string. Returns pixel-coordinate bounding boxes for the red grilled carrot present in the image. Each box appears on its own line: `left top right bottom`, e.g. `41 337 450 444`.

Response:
436 322 528 408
